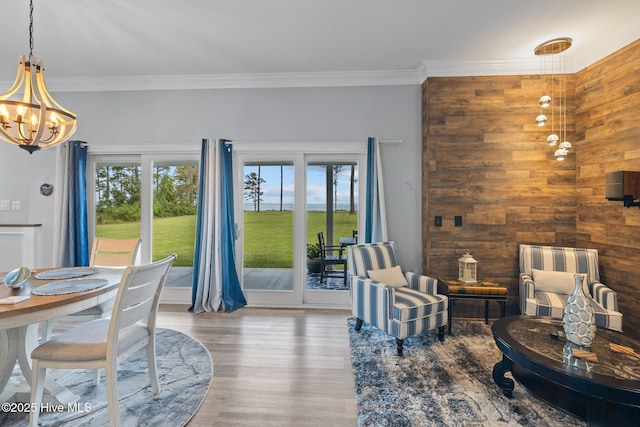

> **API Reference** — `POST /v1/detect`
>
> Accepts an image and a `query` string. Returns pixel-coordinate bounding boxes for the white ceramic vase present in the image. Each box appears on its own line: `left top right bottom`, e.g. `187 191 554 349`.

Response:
563 274 597 347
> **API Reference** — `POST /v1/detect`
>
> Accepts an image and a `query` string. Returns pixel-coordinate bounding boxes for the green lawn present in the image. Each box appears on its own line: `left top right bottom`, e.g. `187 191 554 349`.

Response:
96 210 357 268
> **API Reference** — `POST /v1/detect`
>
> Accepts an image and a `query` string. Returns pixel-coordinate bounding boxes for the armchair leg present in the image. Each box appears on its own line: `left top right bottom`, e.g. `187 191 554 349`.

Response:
354 318 363 331
396 338 404 357
438 326 445 342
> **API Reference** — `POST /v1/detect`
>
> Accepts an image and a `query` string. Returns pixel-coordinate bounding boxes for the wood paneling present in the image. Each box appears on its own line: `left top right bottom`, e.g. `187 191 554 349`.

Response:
575 39 640 340
422 75 577 318
422 39 640 337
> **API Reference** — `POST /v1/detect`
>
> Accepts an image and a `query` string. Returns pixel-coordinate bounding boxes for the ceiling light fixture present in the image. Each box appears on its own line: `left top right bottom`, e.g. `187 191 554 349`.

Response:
0 0 76 154
534 37 571 161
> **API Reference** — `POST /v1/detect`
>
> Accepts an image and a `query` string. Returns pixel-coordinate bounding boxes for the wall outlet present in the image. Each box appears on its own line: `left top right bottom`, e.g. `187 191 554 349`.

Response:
0 200 9 211
11 201 21 211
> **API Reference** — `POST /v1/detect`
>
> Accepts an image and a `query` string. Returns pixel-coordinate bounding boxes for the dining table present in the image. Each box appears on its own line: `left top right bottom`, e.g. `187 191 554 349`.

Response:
0 266 124 405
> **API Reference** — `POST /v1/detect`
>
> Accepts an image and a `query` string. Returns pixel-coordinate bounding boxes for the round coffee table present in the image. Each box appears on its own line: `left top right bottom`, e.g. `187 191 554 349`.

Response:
492 316 640 426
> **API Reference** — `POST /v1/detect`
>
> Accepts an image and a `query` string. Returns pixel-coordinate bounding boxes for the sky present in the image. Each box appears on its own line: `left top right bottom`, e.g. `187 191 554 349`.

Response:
243 164 358 210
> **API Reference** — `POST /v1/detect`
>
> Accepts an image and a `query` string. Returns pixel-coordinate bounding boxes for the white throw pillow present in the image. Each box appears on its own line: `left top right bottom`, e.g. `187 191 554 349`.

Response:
531 269 589 297
367 265 407 288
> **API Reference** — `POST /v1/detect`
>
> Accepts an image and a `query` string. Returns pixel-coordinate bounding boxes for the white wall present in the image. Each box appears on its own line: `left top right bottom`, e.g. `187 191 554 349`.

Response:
0 84 423 272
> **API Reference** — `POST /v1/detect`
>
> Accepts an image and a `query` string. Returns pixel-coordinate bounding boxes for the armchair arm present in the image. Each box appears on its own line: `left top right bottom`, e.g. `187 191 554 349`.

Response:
519 273 535 315
405 272 439 294
519 273 535 298
591 281 619 311
350 276 396 325
321 244 345 256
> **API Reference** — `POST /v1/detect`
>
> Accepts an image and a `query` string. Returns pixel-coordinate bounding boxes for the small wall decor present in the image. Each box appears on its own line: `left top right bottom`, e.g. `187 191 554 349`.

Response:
40 180 54 196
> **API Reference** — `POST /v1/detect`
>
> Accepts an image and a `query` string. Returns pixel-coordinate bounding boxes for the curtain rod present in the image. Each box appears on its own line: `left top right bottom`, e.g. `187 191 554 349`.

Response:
222 138 403 145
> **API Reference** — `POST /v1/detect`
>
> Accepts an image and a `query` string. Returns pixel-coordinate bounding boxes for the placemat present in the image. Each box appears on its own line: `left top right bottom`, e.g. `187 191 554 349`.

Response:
35 267 100 280
32 278 109 296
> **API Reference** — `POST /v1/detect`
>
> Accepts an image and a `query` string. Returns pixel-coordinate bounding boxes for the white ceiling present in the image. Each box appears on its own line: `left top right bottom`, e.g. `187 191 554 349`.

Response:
1 0 640 91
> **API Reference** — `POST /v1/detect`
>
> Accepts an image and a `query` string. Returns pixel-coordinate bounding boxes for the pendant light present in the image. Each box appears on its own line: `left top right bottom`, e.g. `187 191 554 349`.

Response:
0 0 76 154
534 38 571 161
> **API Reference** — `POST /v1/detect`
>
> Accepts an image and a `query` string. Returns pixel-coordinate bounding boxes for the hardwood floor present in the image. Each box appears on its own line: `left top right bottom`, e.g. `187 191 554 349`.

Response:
156 305 358 427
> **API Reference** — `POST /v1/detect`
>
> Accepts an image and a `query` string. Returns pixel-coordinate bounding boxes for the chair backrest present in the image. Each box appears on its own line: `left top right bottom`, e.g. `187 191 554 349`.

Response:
519 244 600 284
347 241 399 276
90 237 141 267
108 254 176 343
318 231 326 249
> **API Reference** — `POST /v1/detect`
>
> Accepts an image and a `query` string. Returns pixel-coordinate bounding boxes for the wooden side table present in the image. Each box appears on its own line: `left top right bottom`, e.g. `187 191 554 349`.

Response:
438 278 508 335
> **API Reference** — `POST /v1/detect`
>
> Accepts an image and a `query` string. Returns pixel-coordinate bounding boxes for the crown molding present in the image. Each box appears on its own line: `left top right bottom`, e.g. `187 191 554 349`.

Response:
3 32 636 92
41 69 421 93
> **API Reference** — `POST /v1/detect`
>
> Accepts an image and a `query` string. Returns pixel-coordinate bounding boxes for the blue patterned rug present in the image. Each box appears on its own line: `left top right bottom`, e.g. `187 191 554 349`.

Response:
1 328 212 427
348 318 586 427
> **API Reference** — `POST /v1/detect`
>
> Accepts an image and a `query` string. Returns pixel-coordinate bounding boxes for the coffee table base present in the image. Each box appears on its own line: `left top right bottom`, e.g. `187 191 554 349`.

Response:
493 356 640 426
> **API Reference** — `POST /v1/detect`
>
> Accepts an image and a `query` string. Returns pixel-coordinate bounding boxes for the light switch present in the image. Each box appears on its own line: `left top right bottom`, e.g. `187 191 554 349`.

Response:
11 201 21 211
0 200 10 211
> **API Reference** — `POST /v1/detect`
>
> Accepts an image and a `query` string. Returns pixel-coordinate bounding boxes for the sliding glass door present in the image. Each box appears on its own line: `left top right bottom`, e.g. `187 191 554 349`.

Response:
234 143 366 308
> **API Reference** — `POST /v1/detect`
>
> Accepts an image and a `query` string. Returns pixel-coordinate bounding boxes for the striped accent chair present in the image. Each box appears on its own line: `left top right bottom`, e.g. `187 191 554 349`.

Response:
348 241 448 356
519 244 623 332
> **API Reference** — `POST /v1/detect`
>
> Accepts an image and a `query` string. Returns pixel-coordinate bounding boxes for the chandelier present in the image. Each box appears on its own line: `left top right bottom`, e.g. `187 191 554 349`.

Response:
0 0 76 154
534 37 572 161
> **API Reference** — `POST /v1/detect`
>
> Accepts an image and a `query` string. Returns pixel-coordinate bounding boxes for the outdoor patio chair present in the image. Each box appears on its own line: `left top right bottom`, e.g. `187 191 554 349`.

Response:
348 241 448 356
318 231 347 286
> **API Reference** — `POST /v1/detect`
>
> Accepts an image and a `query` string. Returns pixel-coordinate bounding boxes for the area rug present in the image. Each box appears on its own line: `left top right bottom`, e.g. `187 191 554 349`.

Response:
348 318 586 427
1 328 213 427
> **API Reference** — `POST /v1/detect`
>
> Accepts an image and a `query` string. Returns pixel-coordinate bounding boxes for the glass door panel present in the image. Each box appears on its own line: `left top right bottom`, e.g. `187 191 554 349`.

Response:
151 160 198 287
94 163 142 240
305 162 358 293
242 162 295 292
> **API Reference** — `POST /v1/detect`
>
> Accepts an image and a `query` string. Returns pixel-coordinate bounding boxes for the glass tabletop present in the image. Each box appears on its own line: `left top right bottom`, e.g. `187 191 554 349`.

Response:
503 317 640 382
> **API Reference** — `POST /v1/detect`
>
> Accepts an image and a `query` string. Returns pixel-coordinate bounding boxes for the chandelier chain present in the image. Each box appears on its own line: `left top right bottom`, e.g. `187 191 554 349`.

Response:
29 0 34 56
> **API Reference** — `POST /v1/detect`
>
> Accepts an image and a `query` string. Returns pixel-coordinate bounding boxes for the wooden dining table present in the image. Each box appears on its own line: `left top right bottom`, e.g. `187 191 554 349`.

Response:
0 267 124 405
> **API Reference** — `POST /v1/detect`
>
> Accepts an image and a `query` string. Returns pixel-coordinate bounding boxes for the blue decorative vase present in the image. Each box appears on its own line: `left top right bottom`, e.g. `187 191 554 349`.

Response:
563 274 597 347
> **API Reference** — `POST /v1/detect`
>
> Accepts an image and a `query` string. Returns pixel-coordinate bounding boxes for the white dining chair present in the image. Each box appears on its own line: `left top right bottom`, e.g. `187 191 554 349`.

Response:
29 253 176 427
41 237 142 341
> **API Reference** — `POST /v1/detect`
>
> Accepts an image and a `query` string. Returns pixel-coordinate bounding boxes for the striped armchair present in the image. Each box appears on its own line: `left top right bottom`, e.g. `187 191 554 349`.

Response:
347 241 448 356
519 244 623 332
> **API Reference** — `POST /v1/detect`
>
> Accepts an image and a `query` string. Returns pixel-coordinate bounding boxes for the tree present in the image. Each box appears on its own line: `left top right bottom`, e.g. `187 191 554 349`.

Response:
349 164 356 214
244 172 265 212
332 165 344 211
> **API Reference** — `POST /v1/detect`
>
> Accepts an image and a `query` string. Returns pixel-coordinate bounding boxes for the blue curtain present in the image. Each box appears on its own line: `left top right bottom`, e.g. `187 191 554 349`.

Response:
219 140 247 311
190 139 246 313
60 141 89 267
364 137 388 243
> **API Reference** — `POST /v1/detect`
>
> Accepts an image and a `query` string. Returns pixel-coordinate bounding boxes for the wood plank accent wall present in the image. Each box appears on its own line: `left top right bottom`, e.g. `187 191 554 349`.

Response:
422 39 640 338
422 75 577 317
575 38 640 339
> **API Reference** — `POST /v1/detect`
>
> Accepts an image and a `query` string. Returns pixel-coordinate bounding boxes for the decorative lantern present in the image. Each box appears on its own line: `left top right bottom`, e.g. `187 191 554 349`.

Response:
458 252 477 283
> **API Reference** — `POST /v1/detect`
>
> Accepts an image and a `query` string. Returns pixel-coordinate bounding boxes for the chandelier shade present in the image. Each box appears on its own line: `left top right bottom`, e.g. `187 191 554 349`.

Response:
0 1 76 153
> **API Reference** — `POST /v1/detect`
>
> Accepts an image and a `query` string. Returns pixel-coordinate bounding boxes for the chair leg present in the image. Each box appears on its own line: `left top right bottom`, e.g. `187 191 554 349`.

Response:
343 263 347 286
147 337 160 395
354 318 363 331
396 338 404 357
93 369 101 385
41 320 53 341
28 362 46 427
106 360 121 427
438 326 446 342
